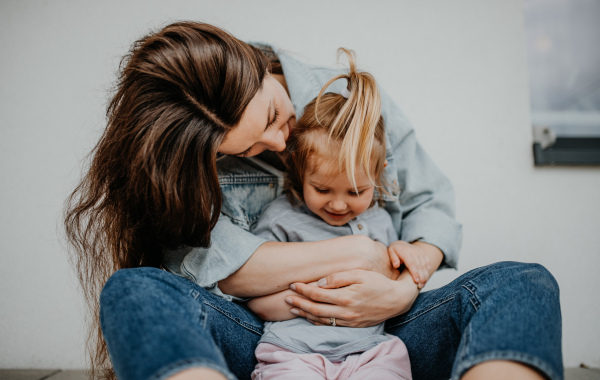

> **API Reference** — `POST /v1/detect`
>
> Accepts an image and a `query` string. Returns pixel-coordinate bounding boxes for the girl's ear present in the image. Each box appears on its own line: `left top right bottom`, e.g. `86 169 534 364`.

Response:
384 160 388 168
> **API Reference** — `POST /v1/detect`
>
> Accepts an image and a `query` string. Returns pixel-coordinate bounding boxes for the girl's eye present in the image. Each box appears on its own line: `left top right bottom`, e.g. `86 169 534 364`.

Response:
349 190 365 197
315 188 329 194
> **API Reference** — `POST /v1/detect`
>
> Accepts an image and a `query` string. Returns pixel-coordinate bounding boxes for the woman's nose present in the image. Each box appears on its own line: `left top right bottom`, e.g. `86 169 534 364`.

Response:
262 130 286 152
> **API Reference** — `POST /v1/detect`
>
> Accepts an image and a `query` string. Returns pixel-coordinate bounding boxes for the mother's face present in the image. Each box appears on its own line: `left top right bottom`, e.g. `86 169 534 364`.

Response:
218 75 296 157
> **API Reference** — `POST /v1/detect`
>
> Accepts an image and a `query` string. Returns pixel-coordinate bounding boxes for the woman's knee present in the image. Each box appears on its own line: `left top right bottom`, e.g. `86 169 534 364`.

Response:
99 267 212 321
489 261 559 295
103 266 208 296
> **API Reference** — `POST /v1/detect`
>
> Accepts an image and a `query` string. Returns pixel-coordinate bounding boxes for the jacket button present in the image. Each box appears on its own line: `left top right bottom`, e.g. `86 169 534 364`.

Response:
358 224 363 230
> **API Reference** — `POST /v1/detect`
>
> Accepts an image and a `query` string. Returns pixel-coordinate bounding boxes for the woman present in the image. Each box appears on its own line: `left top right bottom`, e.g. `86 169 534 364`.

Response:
65 21 562 380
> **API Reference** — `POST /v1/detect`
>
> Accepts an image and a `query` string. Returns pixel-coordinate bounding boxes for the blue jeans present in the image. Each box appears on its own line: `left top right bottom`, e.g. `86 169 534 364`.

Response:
100 262 563 380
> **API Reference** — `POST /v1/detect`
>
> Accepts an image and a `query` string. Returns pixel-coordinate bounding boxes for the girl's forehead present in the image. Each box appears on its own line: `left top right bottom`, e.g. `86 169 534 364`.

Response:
306 155 372 184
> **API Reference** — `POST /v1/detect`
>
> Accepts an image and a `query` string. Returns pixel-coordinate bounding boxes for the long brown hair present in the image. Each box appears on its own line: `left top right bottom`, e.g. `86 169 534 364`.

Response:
64 21 269 379
286 48 387 205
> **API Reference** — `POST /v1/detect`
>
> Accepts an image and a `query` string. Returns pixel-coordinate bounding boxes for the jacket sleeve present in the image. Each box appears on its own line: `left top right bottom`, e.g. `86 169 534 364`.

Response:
380 88 462 269
162 213 267 301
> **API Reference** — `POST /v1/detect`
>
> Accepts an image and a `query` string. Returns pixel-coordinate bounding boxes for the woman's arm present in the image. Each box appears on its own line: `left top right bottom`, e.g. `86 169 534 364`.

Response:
219 236 396 298
284 241 443 327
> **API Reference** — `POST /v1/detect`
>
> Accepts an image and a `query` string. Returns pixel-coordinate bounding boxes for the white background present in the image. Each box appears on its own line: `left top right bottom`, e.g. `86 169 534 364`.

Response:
1 0 599 370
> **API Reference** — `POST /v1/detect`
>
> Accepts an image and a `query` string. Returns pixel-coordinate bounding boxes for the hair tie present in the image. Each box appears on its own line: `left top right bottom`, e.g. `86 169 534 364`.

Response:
340 87 351 99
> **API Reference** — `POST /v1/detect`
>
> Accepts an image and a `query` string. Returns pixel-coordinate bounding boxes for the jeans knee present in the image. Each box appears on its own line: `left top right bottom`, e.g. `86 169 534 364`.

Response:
100 267 207 313
101 267 161 303
492 261 560 298
525 263 560 296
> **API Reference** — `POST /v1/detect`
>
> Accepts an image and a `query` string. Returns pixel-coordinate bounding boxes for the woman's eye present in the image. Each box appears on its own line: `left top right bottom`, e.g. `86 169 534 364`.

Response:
267 107 280 128
236 146 253 158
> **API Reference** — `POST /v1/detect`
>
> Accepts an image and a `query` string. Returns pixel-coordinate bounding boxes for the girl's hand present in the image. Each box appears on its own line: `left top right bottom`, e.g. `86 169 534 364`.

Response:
284 269 418 328
387 240 432 289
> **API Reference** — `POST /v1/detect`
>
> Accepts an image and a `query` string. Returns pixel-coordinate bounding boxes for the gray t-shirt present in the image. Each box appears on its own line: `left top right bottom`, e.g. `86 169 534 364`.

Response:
251 195 398 362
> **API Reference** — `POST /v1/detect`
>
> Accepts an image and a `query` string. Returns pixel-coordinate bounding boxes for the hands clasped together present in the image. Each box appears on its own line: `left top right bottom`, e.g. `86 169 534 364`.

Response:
284 240 440 328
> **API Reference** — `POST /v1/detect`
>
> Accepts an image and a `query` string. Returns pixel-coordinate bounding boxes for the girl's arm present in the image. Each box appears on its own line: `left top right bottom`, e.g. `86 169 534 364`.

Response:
246 281 315 321
247 289 299 321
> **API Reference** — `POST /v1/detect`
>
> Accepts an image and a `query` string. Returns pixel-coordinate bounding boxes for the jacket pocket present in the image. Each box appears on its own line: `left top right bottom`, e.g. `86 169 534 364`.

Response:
220 180 279 230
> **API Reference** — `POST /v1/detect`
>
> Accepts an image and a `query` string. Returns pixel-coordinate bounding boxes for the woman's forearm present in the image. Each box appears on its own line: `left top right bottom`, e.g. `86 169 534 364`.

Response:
219 235 392 298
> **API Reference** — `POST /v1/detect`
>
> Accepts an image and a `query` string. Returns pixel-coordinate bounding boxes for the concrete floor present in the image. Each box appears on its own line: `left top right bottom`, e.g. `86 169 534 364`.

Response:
1 368 599 379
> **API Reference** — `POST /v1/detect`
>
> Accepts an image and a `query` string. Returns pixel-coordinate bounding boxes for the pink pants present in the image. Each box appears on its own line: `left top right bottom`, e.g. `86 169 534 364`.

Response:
252 337 412 380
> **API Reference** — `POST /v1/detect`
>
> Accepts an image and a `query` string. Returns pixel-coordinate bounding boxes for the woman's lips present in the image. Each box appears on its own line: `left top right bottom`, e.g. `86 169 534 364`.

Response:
325 210 349 220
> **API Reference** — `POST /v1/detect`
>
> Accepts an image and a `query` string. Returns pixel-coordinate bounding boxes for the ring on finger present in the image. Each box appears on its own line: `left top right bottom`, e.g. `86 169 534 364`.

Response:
330 317 336 327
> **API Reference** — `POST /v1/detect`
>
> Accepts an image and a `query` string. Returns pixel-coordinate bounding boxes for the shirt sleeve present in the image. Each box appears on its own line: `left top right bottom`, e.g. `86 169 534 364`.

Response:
381 88 463 269
162 213 267 301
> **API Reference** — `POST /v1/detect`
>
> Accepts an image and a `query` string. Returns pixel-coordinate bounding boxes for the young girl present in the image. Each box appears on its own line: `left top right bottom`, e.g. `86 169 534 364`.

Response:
247 49 424 380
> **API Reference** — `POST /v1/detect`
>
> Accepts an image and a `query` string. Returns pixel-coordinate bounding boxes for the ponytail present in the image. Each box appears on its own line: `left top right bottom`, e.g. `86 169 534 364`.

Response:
316 48 383 190
286 48 387 204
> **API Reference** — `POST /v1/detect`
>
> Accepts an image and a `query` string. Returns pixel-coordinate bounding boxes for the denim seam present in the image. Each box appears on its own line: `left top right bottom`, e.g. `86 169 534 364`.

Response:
189 289 209 330
219 176 277 184
451 350 562 380
149 357 236 380
462 281 481 311
386 293 456 329
204 300 263 335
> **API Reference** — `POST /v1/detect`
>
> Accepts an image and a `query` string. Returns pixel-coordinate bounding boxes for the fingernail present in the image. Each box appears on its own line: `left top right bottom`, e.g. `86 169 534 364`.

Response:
290 309 299 315
317 278 327 287
289 283 296 290
285 297 292 305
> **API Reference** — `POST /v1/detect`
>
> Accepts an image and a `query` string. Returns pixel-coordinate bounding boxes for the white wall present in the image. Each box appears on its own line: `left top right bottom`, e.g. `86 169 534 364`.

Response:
1 0 598 370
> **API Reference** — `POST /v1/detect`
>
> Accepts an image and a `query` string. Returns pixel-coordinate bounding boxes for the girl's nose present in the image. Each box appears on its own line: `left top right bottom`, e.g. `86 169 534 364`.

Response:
329 199 347 212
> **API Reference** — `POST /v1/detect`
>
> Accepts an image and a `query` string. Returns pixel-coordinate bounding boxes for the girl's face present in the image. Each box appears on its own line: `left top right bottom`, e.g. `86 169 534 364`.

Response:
302 157 375 226
218 75 296 157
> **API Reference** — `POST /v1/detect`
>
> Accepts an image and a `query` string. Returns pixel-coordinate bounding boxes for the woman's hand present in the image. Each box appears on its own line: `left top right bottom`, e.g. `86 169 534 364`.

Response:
284 269 419 328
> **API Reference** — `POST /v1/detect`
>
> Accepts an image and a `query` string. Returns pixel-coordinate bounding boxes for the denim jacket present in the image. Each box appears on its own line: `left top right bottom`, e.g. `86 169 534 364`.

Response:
163 45 462 300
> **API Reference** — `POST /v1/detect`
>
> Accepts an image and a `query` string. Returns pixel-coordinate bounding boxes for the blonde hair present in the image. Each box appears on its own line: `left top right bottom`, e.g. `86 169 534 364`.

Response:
286 48 387 204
